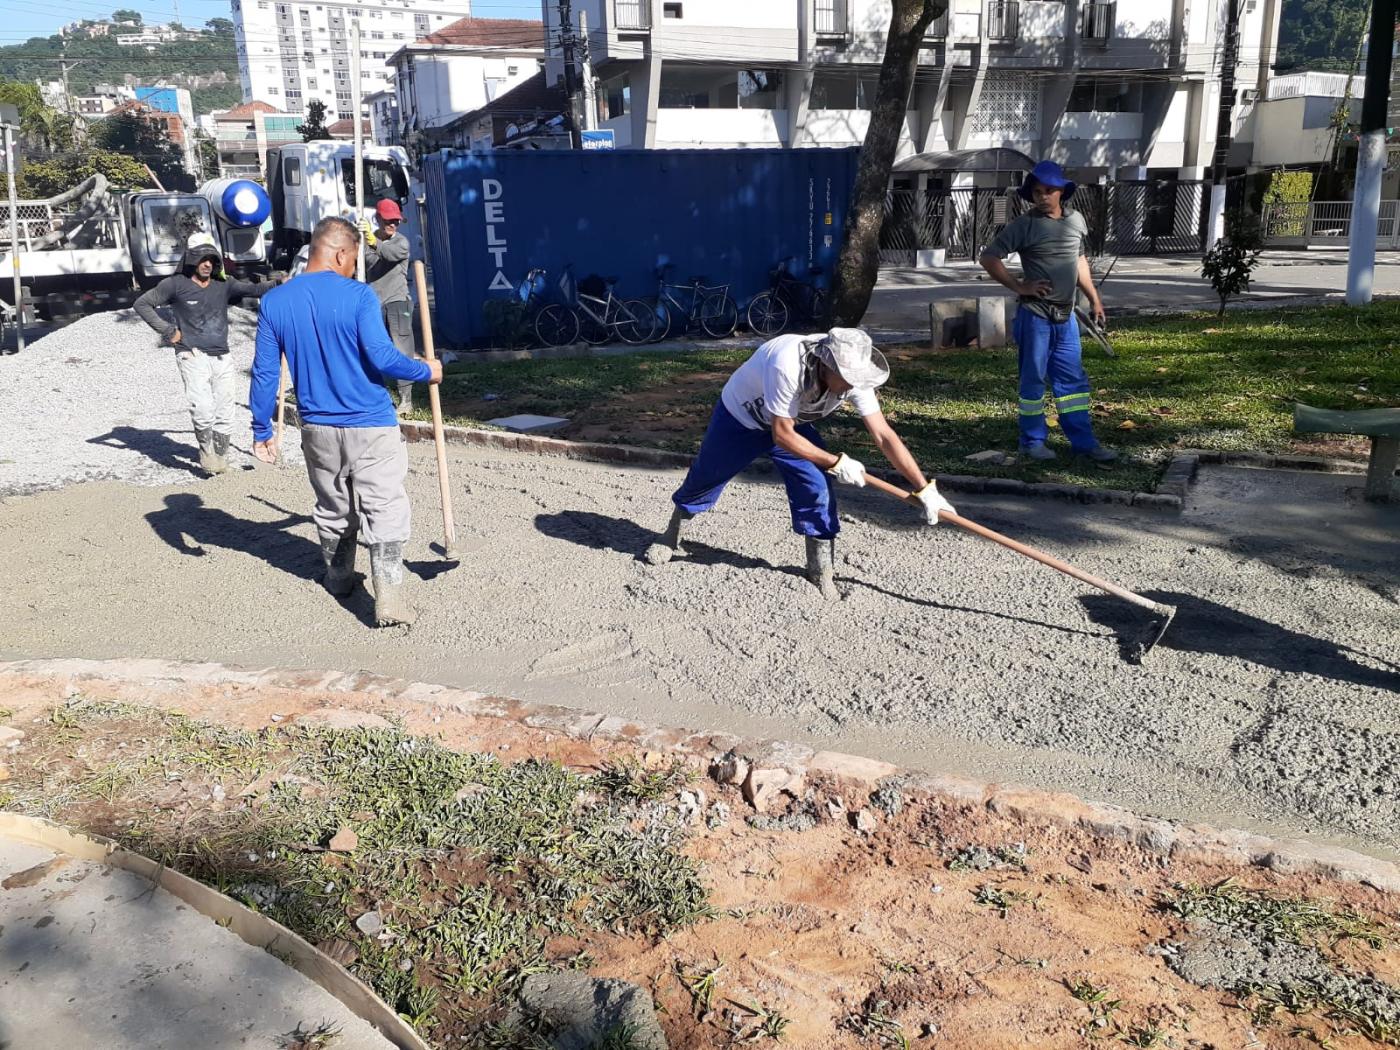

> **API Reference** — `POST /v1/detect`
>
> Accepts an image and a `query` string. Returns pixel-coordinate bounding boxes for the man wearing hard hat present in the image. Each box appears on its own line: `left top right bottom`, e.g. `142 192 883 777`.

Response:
644 327 956 598
979 160 1116 464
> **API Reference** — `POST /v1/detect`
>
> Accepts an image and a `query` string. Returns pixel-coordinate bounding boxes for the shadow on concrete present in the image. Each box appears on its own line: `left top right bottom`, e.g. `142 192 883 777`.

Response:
848 577 1109 640
534 509 658 559
88 425 200 476
1079 590 1400 690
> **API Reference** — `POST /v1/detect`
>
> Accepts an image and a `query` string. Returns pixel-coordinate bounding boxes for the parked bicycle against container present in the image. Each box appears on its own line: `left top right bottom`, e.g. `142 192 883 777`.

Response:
565 266 655 345
747 257 829 336
646 264 738 342
516 267 579 348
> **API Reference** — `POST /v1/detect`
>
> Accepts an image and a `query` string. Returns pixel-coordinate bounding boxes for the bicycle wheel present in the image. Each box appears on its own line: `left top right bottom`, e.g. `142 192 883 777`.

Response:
746 292 788 336
534 304 579 348
700 292 738 339
616 299 658 344
808 288 830 328
578 306 611 345
649 299 675 343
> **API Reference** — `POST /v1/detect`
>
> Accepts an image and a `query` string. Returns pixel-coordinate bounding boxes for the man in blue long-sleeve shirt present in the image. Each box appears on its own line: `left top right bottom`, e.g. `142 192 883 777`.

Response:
250 217 442 627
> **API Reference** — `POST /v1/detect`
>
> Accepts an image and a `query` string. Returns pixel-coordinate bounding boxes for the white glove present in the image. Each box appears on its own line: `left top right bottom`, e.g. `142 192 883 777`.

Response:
913 480 956 525
827 452 867 487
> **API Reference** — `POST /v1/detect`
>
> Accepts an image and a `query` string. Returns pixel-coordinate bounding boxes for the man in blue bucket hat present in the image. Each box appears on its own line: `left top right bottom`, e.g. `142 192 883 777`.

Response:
979 160 1116 464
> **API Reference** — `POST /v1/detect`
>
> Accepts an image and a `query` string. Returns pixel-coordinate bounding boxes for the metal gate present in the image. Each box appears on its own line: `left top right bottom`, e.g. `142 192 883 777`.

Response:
1262 200 1400 248
880 179 1208 262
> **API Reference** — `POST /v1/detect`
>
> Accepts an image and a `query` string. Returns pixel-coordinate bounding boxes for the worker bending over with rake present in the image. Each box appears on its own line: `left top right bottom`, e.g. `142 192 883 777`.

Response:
644 328 955 598
979 160 1116 465
249 217 442 627
133 236 279 476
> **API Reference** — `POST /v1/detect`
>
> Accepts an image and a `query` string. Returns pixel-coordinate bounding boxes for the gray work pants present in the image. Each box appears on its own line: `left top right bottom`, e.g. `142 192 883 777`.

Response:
174 348 236 434
300 424 412 545
381 300 420 405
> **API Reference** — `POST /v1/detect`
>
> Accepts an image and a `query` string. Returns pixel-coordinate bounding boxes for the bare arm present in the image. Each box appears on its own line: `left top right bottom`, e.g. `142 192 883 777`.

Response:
862 410 927 491
1077 256 1104 325
771 416 839 470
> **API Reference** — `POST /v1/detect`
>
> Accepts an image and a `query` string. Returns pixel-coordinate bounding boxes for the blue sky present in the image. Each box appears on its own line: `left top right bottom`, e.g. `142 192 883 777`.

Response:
3 0 543 44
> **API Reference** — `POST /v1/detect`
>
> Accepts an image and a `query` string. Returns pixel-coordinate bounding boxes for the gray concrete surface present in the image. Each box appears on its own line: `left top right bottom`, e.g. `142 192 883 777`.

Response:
0 444 1395 860
865 250 1400 334
0 833 393 1049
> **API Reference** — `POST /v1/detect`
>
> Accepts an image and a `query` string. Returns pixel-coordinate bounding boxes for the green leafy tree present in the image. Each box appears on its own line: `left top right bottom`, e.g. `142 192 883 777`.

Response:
1201 211 1264 317
195 132 220 181
205 18 234 34
0 78 75 156
1276 0 1367 72
298 98 330 141
111 9 143 24
17 149 151 197
94 110 187 190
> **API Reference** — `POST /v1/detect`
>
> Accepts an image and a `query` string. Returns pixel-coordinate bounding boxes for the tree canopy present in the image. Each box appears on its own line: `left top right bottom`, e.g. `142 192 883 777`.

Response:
298 98 330 141
17 149 152 198
1276 0 1368 73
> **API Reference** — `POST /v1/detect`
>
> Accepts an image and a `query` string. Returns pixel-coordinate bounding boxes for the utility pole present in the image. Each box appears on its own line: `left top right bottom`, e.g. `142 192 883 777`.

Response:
1346 0 1398 305
579 10 597 132
2 120 25 355
1205 0 1240 250
351 18 366 282
557 0 583 148
59 57 81 118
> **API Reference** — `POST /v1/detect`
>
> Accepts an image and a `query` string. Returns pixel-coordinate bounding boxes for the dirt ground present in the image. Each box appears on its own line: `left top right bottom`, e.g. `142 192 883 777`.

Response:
1 672 1397 1049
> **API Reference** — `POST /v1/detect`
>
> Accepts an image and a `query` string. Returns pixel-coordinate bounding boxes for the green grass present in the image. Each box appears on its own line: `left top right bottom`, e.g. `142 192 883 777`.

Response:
1166 879 1390 950
430 303 1400 492
1 701 713 1046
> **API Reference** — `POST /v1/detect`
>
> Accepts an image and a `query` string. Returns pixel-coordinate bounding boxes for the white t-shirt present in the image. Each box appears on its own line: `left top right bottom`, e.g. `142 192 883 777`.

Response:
720 333 881 431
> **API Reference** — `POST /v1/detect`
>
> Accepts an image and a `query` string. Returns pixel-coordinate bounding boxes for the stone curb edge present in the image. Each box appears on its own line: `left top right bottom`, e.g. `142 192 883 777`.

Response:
2 657 1395 894
282 406 1186 512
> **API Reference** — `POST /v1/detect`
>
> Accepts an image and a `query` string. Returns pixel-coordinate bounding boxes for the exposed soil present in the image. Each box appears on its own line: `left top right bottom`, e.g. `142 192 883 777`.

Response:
2 672 1399 1049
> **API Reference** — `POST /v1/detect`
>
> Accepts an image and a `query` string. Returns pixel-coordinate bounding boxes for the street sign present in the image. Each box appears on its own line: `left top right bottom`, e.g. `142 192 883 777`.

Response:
581 129 616 151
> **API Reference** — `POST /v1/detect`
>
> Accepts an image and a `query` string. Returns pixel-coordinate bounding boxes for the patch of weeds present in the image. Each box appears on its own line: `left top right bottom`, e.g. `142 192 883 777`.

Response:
594 755 693 802
1166 879 1389 950
947 843 1028 872
972 883 1034 917
676 959 724 1018
1119 1020 1166 1047
842 998 910 1049
1067 979 1123 1038
724 999 790 1041
588 1023 648 1050
278 1021 342 1049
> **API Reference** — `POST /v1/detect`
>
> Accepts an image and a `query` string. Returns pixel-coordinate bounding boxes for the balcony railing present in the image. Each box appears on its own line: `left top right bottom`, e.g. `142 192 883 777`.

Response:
614 0 651 32
814 0 850 39
985 0 1019 41
1082 1 1114 44
924 8 950 39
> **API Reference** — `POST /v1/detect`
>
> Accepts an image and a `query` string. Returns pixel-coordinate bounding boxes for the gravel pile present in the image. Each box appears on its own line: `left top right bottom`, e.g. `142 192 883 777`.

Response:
0 306 301 498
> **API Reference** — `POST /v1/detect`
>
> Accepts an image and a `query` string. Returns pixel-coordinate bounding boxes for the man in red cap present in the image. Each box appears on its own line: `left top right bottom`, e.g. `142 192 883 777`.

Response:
362 199 419 415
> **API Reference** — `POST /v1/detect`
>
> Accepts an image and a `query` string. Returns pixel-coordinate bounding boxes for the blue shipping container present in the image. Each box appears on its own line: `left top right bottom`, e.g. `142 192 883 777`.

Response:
422 148 858 347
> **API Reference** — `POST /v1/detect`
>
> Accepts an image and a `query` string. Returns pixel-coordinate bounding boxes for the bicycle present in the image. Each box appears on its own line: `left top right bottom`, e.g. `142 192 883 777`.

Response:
566 266 655 346
646 264 738 342
515 267 578 348
747 258 829 336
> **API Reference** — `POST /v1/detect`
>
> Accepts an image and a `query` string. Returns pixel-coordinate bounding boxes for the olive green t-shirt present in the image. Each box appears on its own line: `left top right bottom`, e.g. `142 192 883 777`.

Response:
984 208 1088 320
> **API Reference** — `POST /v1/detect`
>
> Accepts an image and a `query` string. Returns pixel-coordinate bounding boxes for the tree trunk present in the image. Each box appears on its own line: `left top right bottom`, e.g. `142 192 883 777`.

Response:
830 0 946 327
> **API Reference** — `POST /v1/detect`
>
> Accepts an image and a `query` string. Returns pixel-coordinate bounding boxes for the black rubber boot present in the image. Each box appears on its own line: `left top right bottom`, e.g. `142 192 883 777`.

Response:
320 527 359 596
643 507 691 566
209 431 231 474
369 540 416 626
396 380 414 417
194 427 218 475
805 537 838 601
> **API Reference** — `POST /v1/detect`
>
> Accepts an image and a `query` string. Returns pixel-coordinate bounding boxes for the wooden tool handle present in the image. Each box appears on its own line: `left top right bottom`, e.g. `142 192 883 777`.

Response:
861 472 1161 613
274 356 290 466
413 260 458 556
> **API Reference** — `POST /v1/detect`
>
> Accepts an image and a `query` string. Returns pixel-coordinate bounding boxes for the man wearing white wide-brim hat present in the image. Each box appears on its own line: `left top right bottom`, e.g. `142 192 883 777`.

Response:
644 327 955 598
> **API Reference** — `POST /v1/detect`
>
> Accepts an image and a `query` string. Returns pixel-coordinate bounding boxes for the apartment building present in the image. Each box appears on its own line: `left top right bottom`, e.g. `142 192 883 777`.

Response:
387 17 544 149
231 0 474 119
210 100 303 178
543 0 1281 185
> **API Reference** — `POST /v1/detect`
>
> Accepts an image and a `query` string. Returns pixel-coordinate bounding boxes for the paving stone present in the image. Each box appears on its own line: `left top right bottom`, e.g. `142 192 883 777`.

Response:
965 449 1013 465
487 414 571 434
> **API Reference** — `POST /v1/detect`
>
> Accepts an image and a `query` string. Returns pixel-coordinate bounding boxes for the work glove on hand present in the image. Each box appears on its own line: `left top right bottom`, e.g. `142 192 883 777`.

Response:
359 220 377 248
913 480 957 525
827 452 867 488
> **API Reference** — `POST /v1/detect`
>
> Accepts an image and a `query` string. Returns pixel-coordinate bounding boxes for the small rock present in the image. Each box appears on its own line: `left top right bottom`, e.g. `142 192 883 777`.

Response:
354 910 384 937
709 750 750 786
1067 852 1092 874
921 1022 939 1037
397 957 414 973
869 783 903 817
931 883 943 894
742 767 804 813
498 744 510 752
851 808 878 833
482 392 500 401
965 449 1013 465
706 801 731 829
824 798 846 821
452 783 488 803
210 784 226 802
0 726 26 748
317 937 358 967
61 685 80 699
269 714 284 723
677 789 706 824
327 826 359 853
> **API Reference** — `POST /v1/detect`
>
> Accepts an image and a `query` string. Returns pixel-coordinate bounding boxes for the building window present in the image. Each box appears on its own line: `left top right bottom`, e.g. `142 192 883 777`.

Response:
663 2 682 16
268 86 280 94
605 74 630 118
284 156 302 185
392 32 404 39
371 30 383 39
1067 77 1139 113
508 64 519 74
810 70 877 109
307 78 317 89
659 68 784 109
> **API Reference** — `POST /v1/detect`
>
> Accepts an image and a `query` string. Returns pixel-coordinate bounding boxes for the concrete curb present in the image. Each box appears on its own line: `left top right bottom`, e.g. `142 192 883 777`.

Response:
2 657 1396 894
1185 447 1370 475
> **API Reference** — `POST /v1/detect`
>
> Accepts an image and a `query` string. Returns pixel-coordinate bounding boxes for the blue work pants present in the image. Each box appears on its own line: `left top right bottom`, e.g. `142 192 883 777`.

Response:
1013 307 1098 452
672 402 840 539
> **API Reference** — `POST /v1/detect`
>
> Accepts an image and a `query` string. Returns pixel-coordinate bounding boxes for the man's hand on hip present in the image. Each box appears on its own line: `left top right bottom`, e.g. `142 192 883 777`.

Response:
827 452 867 487
912 480 957 525
253 438 278 464
1017 278 1054 298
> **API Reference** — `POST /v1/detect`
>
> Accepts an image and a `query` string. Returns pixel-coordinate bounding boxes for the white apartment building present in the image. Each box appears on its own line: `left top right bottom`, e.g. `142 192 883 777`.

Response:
231 0 474 119
387 17 544 147
542 0 1281 184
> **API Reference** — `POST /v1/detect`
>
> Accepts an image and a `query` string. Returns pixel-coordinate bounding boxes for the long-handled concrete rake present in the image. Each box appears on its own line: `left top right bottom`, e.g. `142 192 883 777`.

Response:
412 259 459 561
862 474 1177 663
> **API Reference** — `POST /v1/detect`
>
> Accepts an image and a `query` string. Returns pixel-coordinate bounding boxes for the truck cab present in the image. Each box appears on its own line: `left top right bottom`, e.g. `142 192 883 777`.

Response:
265 142 417 270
